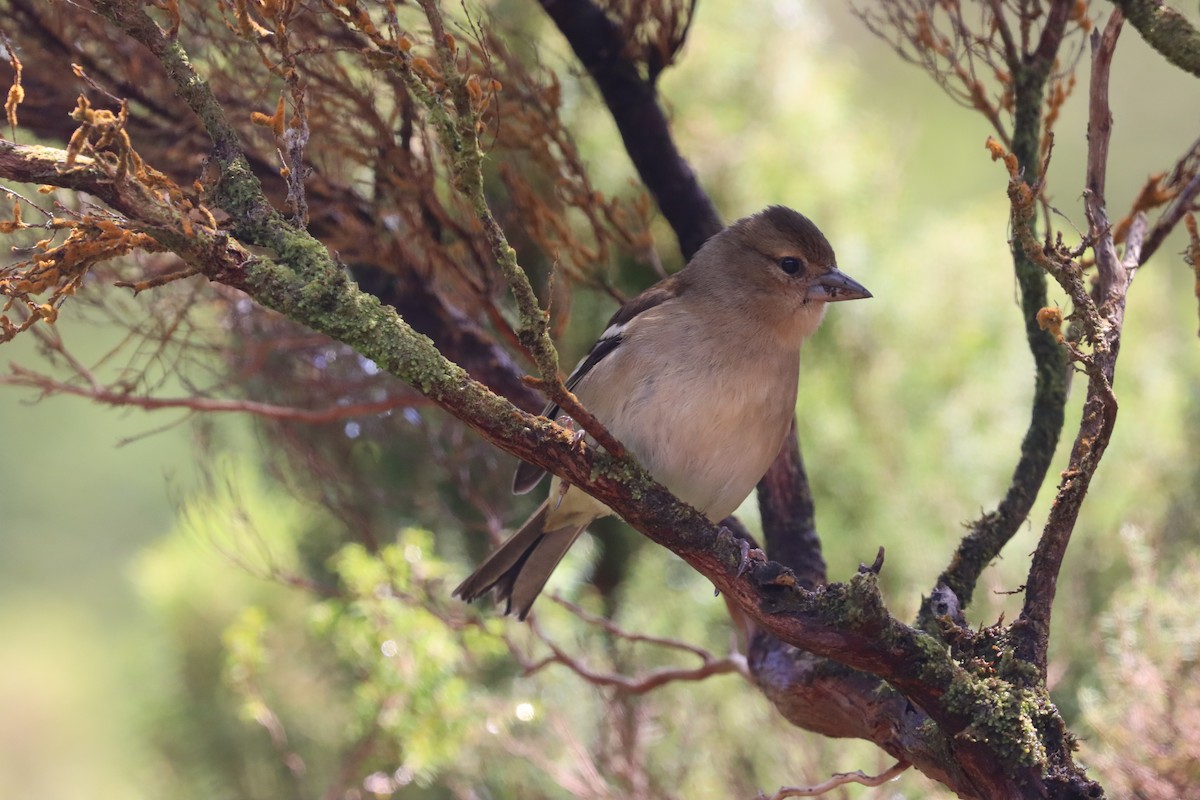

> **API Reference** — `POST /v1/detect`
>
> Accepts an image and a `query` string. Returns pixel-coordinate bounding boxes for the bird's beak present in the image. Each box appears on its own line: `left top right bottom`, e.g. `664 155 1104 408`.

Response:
806 268 871 302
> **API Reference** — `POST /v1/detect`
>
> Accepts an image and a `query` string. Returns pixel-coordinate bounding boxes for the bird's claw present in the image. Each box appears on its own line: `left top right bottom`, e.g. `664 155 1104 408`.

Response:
553 478 571 510
735 536 753 578
735 536 767 579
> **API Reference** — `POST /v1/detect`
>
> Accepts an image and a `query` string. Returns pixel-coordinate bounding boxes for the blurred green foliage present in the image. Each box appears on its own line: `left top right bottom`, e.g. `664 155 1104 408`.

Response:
1076 525 1200 798
1 1 1198 798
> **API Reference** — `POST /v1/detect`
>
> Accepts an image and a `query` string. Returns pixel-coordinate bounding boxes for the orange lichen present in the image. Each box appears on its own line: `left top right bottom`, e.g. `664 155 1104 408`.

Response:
1041 75 1075 160
0 214 161 341
0 198 25 234
1069 0 1092 33
151 0 182 39
251 94 287 138
986 136 1020 179
64 95 143 180
411 56 441 83
1036 306 1065 343
5 49 23 129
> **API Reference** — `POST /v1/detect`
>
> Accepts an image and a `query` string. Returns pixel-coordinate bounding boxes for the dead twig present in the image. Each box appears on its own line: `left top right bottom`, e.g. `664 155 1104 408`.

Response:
755 760 910 799
517 616 748 694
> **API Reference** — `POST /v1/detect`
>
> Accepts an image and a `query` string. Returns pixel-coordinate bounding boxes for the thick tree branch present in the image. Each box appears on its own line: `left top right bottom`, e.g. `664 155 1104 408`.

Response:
755 420 825 588
352 263 543 413
747 634 969 790
1109 0 1200 78
537 0 722 258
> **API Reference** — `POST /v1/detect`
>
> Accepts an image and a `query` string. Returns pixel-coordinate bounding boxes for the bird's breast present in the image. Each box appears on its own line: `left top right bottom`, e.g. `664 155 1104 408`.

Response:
585 341 800 522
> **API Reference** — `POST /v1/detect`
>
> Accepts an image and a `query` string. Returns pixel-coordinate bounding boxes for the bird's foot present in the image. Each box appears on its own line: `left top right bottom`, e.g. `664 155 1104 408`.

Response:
716 526 765 579
548 416 585 511
736 536 753 578
557 414 588 447
735 536 767 578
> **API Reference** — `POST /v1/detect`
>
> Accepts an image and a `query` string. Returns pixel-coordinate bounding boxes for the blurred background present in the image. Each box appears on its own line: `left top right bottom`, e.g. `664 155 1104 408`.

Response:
1 0 1197 797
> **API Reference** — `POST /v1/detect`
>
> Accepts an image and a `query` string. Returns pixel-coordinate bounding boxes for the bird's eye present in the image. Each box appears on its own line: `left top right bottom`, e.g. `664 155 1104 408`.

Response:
779 257 802 275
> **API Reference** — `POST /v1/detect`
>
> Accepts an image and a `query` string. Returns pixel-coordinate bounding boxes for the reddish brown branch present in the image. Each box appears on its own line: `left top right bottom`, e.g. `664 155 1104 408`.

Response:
522 617 747 694
755 419 824 588
1 365 428 422
1140 170 1200 265
547 594 720 662
755 761 910 800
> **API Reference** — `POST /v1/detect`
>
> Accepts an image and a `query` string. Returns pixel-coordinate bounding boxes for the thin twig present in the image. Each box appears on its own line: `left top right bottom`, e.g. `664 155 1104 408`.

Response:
1084 10 1124 299
548 593 719 662
524 617 748 693
0 182 54 218
114 264 200 293
2 365 430 421
1141 172 1200 264
755 761 910 799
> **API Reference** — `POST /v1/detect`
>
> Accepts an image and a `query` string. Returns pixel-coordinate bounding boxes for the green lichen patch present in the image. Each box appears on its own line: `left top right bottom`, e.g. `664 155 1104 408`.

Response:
944 671 1056 769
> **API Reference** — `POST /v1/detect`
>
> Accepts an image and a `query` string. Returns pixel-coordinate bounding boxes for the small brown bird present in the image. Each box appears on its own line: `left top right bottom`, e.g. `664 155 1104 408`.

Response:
454 206 870 618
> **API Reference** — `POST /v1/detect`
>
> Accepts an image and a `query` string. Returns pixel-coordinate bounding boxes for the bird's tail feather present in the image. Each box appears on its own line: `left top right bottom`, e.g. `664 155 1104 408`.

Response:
453 501 587 620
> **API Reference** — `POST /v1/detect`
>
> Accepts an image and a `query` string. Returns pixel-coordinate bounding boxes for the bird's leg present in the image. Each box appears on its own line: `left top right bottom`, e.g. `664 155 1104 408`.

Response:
715 526 765 584
550 415 587 511
734 534 754 578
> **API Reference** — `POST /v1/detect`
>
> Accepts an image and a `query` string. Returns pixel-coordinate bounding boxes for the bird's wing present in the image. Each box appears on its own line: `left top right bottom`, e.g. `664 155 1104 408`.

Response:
511 277 682 495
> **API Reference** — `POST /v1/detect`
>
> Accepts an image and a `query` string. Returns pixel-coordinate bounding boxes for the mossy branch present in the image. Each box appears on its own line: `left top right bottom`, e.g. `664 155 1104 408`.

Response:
921 1 1072 625
1110 0 1200 78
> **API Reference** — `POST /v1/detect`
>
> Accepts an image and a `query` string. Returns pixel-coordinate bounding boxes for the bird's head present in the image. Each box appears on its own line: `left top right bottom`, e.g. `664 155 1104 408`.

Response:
688 205 871 343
